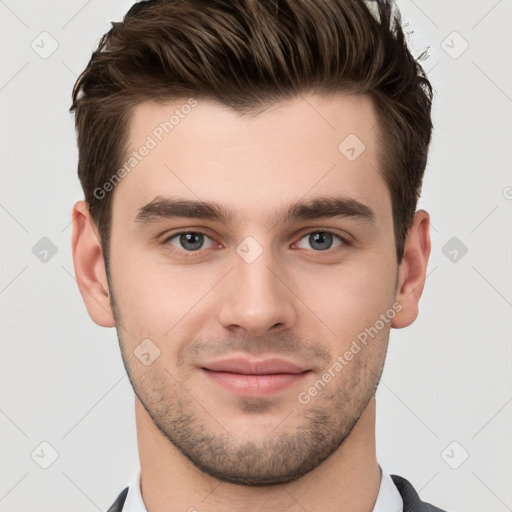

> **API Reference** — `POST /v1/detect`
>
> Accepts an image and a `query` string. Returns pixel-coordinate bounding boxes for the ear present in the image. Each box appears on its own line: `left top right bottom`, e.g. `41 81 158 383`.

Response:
71 200 115 327
391 209 431 329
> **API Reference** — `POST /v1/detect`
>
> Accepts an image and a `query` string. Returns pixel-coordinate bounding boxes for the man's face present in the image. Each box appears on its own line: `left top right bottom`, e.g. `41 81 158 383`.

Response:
108 93 398 485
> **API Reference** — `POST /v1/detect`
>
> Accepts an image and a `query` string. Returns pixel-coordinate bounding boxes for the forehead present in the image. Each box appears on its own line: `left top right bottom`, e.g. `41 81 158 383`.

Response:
112 93 390 227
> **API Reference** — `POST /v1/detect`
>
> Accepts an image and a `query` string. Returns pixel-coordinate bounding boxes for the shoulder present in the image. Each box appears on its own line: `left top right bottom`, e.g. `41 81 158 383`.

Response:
391 474 448 512
105 487 129 512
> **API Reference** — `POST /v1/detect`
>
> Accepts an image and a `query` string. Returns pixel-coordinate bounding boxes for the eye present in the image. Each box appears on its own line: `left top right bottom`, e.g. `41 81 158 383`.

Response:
163 231 217 254
295 230 348 251
161 229 349 258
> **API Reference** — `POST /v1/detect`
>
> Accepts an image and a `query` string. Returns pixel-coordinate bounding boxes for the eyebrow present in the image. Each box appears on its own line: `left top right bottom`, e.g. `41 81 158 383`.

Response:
134 195 376 227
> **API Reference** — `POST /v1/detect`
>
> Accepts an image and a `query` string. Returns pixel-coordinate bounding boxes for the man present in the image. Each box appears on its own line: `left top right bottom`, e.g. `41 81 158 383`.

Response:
70 0 448 510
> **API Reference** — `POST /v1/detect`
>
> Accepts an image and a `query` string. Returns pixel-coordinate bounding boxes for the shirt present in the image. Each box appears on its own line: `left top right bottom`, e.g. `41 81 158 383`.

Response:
122 463 403 511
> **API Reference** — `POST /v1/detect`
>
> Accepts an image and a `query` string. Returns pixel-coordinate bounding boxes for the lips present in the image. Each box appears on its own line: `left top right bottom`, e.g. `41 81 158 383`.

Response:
200 358 311 396
202 358 308 375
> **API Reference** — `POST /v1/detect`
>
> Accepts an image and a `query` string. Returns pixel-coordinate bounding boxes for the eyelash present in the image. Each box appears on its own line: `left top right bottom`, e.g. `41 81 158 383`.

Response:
161 229 350 259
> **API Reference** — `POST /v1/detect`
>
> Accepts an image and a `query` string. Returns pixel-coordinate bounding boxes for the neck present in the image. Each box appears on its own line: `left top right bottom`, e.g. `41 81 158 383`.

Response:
135 395 381 512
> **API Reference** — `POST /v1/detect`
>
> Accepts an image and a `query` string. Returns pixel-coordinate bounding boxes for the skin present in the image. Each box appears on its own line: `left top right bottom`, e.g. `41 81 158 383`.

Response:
72 92 430 512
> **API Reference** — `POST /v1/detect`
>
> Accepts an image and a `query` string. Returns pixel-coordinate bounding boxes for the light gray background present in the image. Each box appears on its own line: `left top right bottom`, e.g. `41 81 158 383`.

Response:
1 1 511 511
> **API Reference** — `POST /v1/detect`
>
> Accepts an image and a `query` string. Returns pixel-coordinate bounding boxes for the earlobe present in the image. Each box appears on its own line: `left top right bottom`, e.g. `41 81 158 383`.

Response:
391 209 431 329
71 200 116 327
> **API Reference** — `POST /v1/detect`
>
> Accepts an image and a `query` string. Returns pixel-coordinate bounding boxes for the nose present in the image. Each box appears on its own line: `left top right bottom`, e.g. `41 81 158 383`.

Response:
215 243 298 337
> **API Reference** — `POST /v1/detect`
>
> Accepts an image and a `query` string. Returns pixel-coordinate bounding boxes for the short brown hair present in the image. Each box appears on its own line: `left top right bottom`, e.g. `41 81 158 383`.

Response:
70 0 433 265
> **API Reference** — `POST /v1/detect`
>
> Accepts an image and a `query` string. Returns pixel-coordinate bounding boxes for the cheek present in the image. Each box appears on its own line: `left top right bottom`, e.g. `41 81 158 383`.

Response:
293 257 396 339
109 248 219 340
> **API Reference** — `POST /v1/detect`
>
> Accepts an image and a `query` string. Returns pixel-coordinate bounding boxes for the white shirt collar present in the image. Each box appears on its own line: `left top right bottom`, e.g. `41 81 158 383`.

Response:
122 463 403 512
373 465 404 512
122 465 145 512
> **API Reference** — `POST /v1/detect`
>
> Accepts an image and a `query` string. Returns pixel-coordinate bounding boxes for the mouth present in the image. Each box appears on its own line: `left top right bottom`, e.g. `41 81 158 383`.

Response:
200 358 311 396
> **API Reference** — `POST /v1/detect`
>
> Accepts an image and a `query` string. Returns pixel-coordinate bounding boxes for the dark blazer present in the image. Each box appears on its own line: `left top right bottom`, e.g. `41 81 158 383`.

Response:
106 474 448 511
